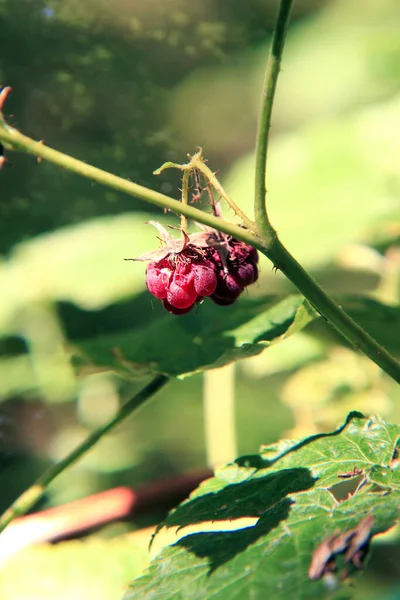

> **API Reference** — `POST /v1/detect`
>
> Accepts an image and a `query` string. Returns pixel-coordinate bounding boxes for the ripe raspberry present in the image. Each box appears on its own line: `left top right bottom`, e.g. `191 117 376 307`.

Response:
129 220 259 314
146 259 173 299
205 239 259 306
235 262 258 286
166 263 198 309
162 299 196 315
230 241 259 265
192 261 217 297
211 273 244 305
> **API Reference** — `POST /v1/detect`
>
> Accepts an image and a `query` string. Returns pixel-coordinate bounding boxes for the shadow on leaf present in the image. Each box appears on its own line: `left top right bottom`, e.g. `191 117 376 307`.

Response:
176 498 293 573
163 467 315 572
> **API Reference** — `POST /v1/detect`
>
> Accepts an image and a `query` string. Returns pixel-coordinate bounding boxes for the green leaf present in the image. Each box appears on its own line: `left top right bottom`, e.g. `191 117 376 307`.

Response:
72 294 400 378
334 297 400 359
124 414 400 600
74 294 316 378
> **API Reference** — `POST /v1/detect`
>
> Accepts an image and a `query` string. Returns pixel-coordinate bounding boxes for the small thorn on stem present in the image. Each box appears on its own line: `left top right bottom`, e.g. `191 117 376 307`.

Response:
0 86 12 112
37 140 44 163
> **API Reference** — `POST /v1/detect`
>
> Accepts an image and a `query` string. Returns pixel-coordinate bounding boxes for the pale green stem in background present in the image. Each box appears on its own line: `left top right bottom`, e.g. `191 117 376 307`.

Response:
0 375 169 535
203 365 237 467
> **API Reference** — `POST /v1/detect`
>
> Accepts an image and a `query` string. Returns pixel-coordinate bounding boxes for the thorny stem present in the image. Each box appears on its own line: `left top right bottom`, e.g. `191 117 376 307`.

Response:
261 241 400 384
0 122 259 247
251 0 400 383
254 0 293 241
0 375 169 535
154 150 256 232
1 11 400 387
206 182 219 218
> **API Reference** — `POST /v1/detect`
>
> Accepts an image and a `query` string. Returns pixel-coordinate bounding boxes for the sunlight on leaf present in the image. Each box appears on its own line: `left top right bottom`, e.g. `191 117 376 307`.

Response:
125 414 400 600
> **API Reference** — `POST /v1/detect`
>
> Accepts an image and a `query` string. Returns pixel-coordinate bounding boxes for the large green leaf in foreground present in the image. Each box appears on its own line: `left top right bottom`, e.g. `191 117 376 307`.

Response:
124 413 400 600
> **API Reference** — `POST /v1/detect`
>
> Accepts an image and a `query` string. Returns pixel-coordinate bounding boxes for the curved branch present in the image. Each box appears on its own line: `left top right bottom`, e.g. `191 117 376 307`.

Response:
0 375 169 535
254 0 293 240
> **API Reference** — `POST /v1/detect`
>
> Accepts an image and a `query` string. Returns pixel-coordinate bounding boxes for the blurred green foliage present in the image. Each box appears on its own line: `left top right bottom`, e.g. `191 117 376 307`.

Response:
0 0 399 595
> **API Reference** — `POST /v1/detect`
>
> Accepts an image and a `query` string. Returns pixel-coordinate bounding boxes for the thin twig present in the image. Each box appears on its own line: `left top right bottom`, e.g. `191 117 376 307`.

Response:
190 151 256 231
0 470 212 565
0 375 169 535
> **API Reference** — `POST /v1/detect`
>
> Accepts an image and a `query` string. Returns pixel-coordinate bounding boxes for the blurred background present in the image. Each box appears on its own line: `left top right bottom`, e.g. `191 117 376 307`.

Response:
0 0 400 597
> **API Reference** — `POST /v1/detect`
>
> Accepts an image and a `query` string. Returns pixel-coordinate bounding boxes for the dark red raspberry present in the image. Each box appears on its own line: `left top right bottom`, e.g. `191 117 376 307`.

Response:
235 262 258 286
204 239 259 306
162 299 196 315
230 241 259 265
211 273 244 305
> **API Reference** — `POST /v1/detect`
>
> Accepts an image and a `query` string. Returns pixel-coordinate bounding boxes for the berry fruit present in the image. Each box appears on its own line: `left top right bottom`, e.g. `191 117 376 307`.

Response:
145 259 173 299
129 221 259 315
162 299 196 315
192 261 217 297
167 263 198 309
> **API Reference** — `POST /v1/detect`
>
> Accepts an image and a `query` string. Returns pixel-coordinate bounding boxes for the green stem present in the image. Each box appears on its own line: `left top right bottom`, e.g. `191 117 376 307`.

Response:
252 0 400 383
1 87 400 383
0 125 258 247
254 0 293 240
0 375 169 535
261 239 400 383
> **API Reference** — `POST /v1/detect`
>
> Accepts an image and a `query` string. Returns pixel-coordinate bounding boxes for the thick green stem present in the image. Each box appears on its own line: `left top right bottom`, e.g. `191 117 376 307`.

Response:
261 239 400 383
252 0 400 383
0 125 258 247
254 0 293 240
0 80 399 384
0 375 169 535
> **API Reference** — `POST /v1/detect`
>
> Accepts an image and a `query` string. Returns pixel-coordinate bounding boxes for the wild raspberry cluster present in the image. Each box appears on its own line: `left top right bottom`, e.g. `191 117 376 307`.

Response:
204 239 259 306
145 239 259 315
